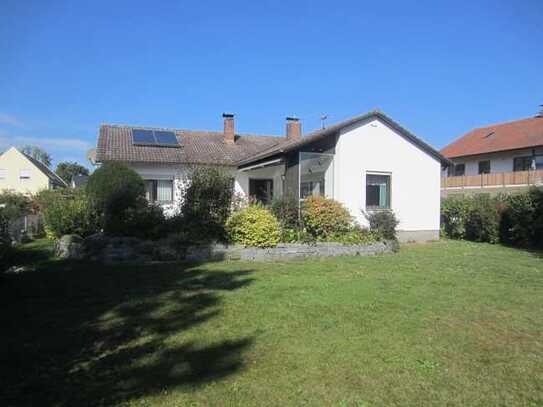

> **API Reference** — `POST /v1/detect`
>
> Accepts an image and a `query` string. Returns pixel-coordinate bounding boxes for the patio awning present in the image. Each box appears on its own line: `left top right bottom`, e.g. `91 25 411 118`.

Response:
238 158 284 172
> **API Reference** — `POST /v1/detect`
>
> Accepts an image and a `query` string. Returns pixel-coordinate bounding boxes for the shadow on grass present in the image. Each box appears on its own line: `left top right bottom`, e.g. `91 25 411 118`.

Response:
0 244 255 406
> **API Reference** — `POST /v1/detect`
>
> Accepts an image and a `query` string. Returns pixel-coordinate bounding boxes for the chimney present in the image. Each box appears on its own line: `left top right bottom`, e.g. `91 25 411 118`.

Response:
223 113 235 143
286 116 301 140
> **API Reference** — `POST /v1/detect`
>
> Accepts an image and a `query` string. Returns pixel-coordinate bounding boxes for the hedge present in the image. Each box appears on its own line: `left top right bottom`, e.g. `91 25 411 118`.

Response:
441 187 543 247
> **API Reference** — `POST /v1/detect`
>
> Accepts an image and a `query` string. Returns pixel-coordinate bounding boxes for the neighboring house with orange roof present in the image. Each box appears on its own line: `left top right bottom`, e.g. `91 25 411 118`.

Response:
96 111 449 242
440 116 543 193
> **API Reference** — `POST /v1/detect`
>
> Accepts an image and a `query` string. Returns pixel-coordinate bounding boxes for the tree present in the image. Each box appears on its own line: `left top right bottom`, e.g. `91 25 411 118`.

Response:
20 145 52 167
86 161 145 235
55 161 90 183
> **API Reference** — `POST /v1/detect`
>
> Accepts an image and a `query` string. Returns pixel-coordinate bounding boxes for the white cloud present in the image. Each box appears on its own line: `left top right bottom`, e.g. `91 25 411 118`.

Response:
0 135 92 152
0 112 23 127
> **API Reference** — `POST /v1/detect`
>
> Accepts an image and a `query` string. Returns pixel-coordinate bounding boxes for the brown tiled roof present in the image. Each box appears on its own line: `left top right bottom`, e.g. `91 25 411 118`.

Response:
441 117 543 158
238 110 450 166
96 124 285 166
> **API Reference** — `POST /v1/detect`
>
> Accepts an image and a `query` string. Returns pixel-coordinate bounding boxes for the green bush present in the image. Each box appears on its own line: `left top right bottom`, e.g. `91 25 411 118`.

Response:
0 190 32 220
301 196 352 240
331 225 380 245
86 162 146 235
180 167 234 242
530 188 543 248
497 188 543 247
35 189 99 239
271 195 300 230
440 189 543 247
112 204 166 240
364 210 399 240
498 192 534 246
226 205 280 248
441 196 470 239
0 209 12 270
463 194 499 243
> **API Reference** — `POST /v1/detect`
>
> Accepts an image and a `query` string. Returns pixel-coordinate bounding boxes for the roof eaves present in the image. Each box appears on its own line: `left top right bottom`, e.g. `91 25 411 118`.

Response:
22 153 69 187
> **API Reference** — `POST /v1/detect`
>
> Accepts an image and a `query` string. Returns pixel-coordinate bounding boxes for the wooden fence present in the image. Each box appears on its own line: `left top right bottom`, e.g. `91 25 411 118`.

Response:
441 170 543 189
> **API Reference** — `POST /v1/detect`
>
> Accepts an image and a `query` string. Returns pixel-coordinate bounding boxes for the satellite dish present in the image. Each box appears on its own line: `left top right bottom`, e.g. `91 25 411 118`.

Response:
86 148 97 165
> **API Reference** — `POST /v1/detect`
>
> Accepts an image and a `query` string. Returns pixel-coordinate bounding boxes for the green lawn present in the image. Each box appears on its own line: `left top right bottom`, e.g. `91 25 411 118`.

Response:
1 240 542 406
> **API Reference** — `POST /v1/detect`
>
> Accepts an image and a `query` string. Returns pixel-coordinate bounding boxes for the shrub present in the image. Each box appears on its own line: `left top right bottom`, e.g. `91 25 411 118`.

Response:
498 188 543 248
301 196 352 240
0 209 12 270
112 204 166 240
530 187 543 248
498 192 534 246
463 195 499 243
86 162 146 235
34 189 99 239
0 190 32 220
364 210 399 240
441 188 543 247
226 205 280 248
331 225 380 245
441 196 470 239
180 167 234 242
271 195 300 230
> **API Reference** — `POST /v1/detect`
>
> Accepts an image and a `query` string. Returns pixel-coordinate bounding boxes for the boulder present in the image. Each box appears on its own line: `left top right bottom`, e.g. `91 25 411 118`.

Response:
55 234 84 259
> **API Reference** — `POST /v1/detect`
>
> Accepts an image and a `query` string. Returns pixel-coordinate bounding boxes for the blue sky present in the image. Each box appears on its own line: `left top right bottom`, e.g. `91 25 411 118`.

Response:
0 0 541 170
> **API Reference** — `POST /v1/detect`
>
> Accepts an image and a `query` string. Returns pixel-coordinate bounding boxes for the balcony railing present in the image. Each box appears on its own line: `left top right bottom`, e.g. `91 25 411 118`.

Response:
441 170 543 189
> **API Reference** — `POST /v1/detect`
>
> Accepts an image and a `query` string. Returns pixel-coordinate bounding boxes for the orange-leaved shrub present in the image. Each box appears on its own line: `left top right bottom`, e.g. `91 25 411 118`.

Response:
301 196 352 240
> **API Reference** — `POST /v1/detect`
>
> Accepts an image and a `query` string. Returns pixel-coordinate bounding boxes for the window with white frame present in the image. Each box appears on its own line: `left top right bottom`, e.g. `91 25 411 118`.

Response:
0 169 6 179
366 173 391 210
19 169 31 180
144 179 173 203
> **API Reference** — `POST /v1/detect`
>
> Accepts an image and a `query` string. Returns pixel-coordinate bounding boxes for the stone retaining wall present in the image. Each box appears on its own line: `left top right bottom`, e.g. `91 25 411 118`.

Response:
185 241 397 262
56 233 398 263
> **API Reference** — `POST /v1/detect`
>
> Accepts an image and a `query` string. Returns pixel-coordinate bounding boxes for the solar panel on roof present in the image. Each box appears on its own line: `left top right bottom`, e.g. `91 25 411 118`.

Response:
154 130 178 146
132 129 180 147
132 129 155 145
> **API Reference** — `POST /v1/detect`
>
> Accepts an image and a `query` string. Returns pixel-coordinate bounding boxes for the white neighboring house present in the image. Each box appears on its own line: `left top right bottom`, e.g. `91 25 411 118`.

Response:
0 147 67 194
96 111 449 242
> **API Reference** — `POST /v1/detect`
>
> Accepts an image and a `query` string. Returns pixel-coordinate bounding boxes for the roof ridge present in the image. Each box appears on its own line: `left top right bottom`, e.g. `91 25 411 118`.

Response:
101 123 283 139
472 116 541 131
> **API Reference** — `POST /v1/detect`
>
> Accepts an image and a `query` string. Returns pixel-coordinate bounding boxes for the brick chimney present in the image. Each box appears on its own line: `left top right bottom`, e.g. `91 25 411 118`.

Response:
223 113 235 144
286 116 301 140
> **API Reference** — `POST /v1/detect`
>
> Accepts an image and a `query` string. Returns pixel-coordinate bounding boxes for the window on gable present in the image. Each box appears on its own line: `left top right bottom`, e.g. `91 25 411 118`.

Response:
19 169 31 179
366 173 391 210
478 160 491 174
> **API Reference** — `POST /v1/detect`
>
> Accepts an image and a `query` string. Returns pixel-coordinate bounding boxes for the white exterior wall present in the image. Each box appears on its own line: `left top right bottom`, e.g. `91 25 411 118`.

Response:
127 118 442 237
128 163 188 217
235 165 284 199
444 147 543 176
128 162 281 216
333 118 441 233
